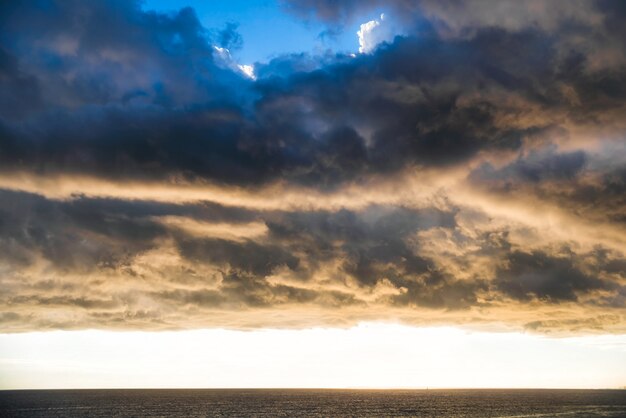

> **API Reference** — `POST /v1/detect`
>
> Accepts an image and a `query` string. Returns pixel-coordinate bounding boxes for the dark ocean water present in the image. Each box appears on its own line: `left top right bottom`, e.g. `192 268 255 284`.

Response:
1 389 625 417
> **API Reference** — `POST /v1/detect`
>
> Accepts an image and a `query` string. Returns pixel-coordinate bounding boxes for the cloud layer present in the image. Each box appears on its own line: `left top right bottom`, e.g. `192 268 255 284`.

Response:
0 0 625 333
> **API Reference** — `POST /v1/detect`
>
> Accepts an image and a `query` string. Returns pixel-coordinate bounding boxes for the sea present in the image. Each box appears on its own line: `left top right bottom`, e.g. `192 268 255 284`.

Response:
1 389 625 417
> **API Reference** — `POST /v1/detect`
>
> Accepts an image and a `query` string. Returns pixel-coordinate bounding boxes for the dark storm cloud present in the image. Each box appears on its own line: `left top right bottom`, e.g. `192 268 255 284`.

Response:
0 188 262 277
262 206 487 310
472 149 588 184
563 167 626 224
469 149 626 226
495 250 609 303
0 46 42 119
1 0 624 187
281 0 611 32
254 28 567 162
178 238 300 276
0 0 239 107
392 273 487 310
172 204 464 307
266 206 455 285
0 189 166 271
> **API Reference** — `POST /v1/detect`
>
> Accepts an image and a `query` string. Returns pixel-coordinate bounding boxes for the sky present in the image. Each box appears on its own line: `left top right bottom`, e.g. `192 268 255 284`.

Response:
141 0 363 63
2 325 626 389
0 0 625 389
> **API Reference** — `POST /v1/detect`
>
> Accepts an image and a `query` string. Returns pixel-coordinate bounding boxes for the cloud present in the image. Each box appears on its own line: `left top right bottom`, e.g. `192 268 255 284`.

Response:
2 1 625 188
282 0 604 33
357 17 381 53
495 250 609 303
1 188 624 333
0 0 625 334
357 14 397 54
472 148 588 184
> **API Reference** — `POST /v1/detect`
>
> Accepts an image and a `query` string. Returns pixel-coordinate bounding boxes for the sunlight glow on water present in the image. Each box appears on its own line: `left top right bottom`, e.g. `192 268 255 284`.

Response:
1 389 626 417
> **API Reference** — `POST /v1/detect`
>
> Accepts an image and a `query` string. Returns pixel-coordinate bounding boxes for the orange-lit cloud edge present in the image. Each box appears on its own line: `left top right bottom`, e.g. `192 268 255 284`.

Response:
2 149 624 336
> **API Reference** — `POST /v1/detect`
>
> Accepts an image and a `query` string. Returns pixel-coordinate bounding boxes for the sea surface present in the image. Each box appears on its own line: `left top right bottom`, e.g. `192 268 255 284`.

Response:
1 389 625 417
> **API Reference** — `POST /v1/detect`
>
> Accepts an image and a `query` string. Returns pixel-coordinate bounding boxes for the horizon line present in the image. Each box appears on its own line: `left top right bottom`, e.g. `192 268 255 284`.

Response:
2 387 625 391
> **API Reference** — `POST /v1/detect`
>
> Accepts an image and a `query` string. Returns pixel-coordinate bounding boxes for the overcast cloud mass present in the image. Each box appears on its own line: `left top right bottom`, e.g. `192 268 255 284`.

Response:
0 0 625 334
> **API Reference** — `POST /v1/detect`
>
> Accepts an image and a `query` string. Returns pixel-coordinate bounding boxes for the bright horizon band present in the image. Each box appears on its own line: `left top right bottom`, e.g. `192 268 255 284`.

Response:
1 324 625 390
